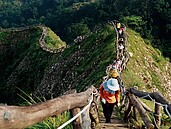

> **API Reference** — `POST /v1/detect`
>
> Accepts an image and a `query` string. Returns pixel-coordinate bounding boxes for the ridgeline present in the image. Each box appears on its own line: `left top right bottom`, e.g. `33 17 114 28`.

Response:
0 25 170 106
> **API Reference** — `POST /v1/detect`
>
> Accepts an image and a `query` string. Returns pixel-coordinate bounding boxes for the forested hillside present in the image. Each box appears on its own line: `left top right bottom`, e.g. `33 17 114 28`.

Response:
0 1 170 128
0 26 66 104
0 0 170 59
0 24 170 106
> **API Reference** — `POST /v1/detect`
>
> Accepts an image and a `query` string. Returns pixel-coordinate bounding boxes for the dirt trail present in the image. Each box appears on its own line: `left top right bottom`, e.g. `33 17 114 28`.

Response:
97 106 128 129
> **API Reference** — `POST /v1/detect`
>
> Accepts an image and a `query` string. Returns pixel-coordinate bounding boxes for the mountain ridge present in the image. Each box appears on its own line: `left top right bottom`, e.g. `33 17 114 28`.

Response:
0 25 170 104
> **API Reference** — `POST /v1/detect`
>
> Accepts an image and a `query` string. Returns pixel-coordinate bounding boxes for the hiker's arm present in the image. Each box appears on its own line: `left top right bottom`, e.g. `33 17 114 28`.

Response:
115 89 120 103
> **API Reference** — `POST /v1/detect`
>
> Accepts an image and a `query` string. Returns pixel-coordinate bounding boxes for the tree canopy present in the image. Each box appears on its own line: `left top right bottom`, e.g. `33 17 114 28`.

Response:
0 0 170 58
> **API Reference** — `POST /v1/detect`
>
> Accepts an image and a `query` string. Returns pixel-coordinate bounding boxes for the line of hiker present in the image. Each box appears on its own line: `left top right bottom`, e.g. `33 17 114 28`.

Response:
99 21 127 123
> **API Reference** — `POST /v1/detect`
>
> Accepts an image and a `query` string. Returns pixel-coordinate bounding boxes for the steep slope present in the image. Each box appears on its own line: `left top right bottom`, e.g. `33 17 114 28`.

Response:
1 25 170 106
0 25 117 104
0 26 66 104
33 25 117 99
122 28 171 102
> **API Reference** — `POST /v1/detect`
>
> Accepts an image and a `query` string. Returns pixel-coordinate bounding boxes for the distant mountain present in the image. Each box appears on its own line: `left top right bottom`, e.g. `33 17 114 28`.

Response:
0 0 170 59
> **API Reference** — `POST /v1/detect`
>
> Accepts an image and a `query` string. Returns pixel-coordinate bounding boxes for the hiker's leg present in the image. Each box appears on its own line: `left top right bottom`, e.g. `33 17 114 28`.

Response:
108 103 115 120
102 103 108 121
105 102 112 123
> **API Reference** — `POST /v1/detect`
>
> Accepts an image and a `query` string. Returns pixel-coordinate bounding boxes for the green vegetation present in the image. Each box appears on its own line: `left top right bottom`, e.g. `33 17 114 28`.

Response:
18 89 72 129
0 24 117 104
45 28 66 49
0 27 55 104
121 28 171 128
0 21 170 128
122 28 171 93
0 0 170 59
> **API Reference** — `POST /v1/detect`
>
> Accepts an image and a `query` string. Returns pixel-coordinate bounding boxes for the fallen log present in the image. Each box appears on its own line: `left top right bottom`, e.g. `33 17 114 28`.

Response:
128 87 171 117
0 86 95 129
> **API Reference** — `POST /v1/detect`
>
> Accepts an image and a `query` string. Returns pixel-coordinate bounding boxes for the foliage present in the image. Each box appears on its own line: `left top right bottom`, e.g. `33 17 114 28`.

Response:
0 24 117 104
122 28 171 94
17 88 72 129
66 22 90 42
122 28 171 129
45 28 66 49
121 16 147 36
0 0 170 58
0 27 54 104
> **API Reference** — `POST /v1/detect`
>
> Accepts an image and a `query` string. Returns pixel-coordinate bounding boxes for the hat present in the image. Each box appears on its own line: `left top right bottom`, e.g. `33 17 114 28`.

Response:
106 78 119 91
109 69 119 78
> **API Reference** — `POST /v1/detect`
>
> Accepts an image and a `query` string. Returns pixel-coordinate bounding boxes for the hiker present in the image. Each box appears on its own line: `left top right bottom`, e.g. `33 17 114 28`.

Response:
116 21 121 32
120 54 125 63
112 61 117 70
121 23 126 31
118 38 124 43
103 65 119 82
119 27 124 37
109 68 119 79
114 59 122 72
100 78 120 123
106 65 113 75
118 42 124 56
112 60 119 71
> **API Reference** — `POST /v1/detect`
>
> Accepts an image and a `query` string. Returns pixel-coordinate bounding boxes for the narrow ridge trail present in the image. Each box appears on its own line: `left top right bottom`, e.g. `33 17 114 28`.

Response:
98 106 128 129
97 21 129 129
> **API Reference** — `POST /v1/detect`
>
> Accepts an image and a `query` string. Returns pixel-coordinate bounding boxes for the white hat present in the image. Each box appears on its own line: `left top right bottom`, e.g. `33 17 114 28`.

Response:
106 78 119 91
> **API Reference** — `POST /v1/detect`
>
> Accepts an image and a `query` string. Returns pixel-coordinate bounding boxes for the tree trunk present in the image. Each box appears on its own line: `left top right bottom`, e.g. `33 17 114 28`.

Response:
0 86 95 129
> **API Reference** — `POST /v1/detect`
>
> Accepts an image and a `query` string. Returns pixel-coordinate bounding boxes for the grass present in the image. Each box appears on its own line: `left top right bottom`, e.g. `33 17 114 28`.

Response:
17 88 72 129
122 28 171 93
25 112 72 129
121 28 171 128
45 28 66 49
0 26 62 104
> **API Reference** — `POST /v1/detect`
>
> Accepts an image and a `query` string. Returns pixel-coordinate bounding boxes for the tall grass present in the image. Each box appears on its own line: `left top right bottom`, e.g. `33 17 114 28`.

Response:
17 88 72 129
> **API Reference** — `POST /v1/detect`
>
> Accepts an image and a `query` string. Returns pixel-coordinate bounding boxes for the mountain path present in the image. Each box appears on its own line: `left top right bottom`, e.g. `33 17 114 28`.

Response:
96 21 129 129
97 106 128 129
